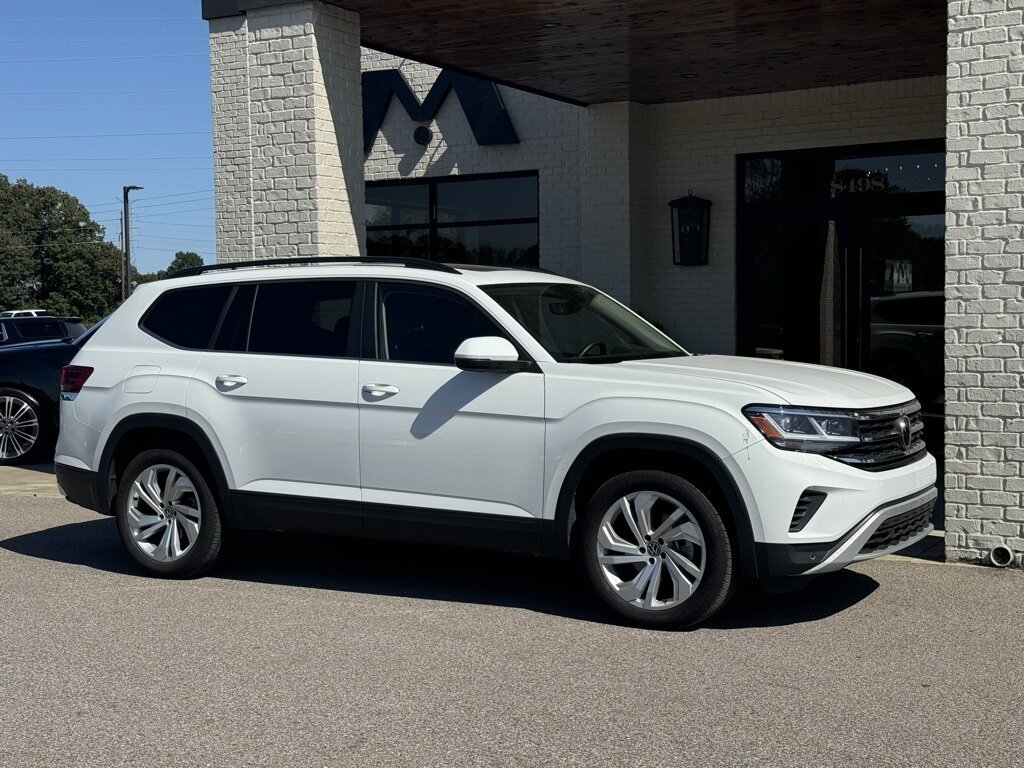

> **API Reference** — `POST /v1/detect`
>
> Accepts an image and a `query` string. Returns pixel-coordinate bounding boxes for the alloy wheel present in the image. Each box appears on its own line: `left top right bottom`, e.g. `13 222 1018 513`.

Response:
0 394 40 461
595 490 706 610
126 464 203 562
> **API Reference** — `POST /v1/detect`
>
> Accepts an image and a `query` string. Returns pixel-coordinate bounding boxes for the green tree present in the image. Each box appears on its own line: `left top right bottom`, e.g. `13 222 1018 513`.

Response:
0 175 122 323
165 251 203 275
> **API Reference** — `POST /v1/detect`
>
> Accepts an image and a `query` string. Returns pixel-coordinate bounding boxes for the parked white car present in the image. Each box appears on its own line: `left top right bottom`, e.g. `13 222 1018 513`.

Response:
0 309 49 318
55 258 936 627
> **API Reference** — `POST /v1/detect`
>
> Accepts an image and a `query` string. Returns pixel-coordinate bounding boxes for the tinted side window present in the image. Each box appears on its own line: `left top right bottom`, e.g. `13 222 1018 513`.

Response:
142 285 233 349
378 283 504 365
212 285 256 352
15 320 66 339
249 280 357 358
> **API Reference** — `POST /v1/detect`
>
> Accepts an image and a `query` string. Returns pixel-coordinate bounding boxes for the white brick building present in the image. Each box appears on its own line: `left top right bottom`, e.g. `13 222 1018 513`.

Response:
203 0 1023 566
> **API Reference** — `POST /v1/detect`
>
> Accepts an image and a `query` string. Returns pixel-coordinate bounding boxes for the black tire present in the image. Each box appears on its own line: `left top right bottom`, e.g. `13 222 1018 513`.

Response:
115 449 223 578
579 470 736 629
0 387 52 466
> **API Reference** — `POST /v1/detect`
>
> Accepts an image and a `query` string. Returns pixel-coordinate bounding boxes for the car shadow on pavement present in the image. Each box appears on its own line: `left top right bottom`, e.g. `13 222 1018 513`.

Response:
1 519 879 630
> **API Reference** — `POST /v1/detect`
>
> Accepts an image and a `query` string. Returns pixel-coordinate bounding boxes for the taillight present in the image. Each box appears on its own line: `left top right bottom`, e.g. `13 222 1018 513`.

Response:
60 365 94 395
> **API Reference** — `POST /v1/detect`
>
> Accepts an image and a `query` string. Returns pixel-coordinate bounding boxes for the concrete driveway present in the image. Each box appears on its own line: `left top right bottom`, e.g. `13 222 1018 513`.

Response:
0 487 1022 767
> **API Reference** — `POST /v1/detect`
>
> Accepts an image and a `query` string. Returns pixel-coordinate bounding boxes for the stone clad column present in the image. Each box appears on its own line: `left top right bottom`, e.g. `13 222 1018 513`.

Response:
945 0 1024 566
209 1 365 263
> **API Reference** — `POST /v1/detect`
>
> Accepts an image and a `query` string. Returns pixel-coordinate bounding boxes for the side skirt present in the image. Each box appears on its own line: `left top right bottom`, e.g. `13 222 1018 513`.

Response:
229 490 544 556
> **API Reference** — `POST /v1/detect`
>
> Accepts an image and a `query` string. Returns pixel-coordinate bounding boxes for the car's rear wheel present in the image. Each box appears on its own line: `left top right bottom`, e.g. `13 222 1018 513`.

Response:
115 449 223 577
0 388 48 466
579 470 736 629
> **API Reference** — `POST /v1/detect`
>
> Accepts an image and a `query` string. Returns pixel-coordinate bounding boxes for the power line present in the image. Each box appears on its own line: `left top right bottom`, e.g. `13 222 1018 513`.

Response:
135 206 215 217
135 219 215 229
132 196 214 211
130 189 215 203
0 53 207 63
3 167 211 171
0 130 210 139
4 240 111 249
0 89 207 94
1 156 209 161
0 18 197 22
0 106 209 111
0 39 206 43
135 233 215 243
88 195 215 212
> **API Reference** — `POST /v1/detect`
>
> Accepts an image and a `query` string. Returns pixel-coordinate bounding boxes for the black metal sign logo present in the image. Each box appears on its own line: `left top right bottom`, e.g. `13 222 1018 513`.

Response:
362 69 519 152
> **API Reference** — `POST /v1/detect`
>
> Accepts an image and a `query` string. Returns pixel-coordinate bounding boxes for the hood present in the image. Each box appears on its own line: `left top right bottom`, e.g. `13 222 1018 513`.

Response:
616 354 915 409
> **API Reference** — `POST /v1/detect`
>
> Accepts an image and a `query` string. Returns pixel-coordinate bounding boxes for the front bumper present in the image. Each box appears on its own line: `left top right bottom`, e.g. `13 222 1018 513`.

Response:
756 486 936 577
54 462 101 513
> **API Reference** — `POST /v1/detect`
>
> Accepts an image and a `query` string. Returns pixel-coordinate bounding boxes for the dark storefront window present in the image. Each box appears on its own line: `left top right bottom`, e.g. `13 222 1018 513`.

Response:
367 172 539 266
737 139 945 415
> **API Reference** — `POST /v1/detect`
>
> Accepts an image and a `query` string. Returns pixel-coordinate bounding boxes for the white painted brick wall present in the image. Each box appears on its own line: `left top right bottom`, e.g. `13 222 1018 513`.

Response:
357 62 943 350
632 78 946 353
210 17 254 263
945 0 1024 567
361 50 583 277
210 1 364 263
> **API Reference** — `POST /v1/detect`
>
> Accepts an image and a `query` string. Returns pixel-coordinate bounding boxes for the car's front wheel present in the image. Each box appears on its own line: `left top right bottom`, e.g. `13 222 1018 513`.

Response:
579 470 736 629
115 449 223 577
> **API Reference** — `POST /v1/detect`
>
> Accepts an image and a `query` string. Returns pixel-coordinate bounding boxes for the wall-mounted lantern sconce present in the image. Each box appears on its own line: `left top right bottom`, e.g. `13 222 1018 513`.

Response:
669 191 711 266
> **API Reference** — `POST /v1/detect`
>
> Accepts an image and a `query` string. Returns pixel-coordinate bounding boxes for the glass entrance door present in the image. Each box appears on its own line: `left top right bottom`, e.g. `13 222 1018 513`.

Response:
860 214 945 413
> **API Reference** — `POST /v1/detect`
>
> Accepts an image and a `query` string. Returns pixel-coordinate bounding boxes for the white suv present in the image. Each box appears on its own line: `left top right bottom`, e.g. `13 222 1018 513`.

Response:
55 257 936 628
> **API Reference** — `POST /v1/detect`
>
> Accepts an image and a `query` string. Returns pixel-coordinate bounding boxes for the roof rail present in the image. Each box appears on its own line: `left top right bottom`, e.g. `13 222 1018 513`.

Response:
166 255 461 279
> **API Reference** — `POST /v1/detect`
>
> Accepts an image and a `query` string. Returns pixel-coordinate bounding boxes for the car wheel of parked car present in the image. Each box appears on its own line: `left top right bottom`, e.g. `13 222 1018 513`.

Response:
116 449 223 577
0 388 47 466
580 470 736 629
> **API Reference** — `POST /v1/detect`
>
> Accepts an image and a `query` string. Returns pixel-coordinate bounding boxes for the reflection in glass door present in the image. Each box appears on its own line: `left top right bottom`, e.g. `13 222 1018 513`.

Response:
863 214 945 412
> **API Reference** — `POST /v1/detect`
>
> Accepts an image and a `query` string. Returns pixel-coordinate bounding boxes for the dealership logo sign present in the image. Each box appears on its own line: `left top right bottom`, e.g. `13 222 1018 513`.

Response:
362 69 519 152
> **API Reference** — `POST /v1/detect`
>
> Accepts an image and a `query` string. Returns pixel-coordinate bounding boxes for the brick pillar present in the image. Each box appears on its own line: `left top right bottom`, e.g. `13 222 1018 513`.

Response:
945 0 1024 566
209 1 365 263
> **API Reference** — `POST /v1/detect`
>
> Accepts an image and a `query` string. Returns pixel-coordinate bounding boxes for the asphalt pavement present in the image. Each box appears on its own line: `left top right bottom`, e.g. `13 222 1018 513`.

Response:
0 490 1022 768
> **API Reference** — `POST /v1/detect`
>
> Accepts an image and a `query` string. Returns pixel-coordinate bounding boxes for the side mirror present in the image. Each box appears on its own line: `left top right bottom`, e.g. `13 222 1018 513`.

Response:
454 336 531 373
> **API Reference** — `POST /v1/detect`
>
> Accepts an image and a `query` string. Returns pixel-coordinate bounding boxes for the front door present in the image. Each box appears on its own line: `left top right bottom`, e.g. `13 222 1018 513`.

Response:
357 280 545 549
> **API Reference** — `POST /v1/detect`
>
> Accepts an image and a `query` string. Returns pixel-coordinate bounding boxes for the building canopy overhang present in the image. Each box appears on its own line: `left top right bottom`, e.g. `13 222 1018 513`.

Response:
203 0 944 105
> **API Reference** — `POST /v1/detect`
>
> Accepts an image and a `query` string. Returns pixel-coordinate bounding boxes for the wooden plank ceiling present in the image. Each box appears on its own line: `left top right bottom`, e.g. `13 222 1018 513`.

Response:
330 0 944 105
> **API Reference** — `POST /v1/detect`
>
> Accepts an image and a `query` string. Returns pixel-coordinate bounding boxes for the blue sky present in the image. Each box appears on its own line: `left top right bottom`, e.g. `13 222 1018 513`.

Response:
0 0 214 272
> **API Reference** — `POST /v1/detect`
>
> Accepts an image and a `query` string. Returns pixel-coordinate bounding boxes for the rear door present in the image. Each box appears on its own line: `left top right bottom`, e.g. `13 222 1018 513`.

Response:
186 278 365 529
357 280 545 550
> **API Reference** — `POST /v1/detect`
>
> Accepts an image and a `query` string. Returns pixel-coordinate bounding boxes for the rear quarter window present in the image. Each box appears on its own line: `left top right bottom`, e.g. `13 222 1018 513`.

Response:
141 285 233 349
13 320 65 339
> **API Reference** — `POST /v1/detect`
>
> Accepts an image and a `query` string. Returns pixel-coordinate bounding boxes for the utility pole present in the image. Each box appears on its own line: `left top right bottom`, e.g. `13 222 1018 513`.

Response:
122 185 143 301
118 211 125 301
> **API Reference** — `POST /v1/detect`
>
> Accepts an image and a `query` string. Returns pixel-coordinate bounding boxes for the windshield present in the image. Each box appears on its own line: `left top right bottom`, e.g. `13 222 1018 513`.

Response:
483 283 687 364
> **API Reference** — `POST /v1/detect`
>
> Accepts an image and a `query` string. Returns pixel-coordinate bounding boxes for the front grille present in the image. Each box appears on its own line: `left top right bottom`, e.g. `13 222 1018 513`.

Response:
830 401 926 472
860 501 932 555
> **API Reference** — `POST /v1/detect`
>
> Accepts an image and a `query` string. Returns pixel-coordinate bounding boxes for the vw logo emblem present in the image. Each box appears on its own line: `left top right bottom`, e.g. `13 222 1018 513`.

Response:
897 417 912 450
647 541 662 557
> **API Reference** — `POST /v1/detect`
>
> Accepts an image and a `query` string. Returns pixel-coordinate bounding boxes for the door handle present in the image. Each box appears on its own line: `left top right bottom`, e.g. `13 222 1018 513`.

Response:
362 383 400 397
215 374 248 390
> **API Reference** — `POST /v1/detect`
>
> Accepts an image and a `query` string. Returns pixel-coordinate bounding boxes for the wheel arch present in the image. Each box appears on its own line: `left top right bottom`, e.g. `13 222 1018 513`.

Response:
544 434 761 578
96 414 235 523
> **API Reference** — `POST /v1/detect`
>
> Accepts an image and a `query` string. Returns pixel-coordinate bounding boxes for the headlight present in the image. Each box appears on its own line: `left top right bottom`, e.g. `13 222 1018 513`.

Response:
743 404 860 453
